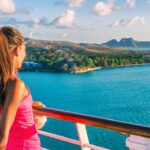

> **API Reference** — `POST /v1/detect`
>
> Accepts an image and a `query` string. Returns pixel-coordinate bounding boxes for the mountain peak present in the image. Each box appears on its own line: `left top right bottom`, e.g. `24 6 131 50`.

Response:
102 37 150 49
102 37 150 48
120 37 134 42
119 38 136 47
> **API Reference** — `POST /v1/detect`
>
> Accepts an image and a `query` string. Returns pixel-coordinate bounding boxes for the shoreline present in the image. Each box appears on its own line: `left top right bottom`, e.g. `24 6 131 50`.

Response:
70 67 102 74
102 63 150 70
70 63 150 74
19 63 150 74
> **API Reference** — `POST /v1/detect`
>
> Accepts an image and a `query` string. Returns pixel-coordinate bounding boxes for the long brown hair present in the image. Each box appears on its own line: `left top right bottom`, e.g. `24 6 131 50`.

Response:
0 26 24 106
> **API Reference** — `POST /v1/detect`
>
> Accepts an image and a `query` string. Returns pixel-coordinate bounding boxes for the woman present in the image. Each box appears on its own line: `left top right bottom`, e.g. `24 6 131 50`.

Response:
0 26 45 150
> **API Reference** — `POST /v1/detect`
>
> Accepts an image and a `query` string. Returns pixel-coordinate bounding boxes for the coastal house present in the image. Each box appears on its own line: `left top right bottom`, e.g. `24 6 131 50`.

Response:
67 58 74 62
55 49 66 55
22 61 42 70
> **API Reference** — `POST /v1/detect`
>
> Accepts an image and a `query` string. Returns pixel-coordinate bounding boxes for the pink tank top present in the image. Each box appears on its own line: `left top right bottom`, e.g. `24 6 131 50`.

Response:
0 85 41 150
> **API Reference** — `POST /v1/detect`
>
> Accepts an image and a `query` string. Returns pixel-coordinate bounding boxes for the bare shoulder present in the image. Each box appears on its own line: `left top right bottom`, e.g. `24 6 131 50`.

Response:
5 78 26 103
6 78 25 91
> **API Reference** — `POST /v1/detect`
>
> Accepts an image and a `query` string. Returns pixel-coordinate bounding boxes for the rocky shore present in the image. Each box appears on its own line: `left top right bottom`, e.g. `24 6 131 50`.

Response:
70 67 102 74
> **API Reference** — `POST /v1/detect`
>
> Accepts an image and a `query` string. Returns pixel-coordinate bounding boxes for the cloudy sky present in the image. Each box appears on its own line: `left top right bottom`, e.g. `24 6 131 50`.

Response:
0 0 150 43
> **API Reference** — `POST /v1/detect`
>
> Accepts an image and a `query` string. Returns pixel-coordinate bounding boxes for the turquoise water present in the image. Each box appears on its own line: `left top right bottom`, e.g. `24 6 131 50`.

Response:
19 65 150 150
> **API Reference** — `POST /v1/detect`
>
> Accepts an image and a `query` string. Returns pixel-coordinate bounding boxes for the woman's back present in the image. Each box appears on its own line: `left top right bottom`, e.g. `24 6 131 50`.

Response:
0 83 41 150
0 26 42 149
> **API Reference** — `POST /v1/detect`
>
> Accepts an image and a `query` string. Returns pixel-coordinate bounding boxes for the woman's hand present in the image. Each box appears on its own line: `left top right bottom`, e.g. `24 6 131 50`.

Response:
32 101 47 130
32 101 46 107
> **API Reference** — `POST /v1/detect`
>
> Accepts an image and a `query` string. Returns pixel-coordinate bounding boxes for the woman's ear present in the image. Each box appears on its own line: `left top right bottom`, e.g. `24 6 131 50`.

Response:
13 46 21 56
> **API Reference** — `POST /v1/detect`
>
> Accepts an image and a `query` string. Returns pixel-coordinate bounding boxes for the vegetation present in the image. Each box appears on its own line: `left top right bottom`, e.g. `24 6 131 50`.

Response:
21 39 150 73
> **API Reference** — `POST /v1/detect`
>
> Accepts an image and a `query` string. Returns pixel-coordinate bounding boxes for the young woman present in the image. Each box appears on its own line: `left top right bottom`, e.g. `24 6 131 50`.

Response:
0 26 45 150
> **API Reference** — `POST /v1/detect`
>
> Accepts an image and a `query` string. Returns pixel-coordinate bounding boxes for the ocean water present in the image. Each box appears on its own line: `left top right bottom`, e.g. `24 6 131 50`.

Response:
19 65 150 150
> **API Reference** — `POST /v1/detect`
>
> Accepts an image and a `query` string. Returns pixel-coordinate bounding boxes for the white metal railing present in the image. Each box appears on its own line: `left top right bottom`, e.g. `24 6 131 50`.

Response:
38 123 108 150
33 106 150 150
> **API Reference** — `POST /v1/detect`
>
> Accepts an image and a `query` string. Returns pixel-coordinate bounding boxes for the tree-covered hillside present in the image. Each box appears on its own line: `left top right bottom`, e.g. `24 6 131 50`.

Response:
21 39 150 73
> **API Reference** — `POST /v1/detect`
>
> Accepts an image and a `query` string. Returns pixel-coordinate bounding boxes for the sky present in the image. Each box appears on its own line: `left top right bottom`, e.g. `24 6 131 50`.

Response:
0 0 150 43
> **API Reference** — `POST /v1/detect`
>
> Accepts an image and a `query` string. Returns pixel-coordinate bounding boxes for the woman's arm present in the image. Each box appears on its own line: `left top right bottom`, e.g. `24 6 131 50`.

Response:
0 78 25 149
0 128 7 150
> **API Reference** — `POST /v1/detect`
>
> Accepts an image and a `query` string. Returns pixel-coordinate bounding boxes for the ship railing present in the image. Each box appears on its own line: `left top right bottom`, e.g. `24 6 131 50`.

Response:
33 106 150 150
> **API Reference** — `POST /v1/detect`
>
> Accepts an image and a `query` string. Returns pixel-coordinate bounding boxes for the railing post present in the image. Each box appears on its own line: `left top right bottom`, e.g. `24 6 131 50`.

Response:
126 135 150 150
76 123 91 150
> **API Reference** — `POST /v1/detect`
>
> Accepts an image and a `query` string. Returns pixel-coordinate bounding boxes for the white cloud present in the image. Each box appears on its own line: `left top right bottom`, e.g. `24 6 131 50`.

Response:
111 19 126 27
27 17 48 28
126 0 136 7
31 18 41 28
127 16 145 26
67 0 85 7
94 1 114 16
0 0 15 13
50 10 75 28
29 31 33 38
0 17 49 29
111 16 145 27
62 33 67 38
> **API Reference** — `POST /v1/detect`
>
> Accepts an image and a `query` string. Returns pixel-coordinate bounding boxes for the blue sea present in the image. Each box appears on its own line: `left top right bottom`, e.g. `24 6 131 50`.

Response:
19 65 150 150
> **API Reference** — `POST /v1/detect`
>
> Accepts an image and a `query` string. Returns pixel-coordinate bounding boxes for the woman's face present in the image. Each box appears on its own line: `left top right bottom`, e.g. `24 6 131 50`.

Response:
15 42 26 69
